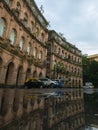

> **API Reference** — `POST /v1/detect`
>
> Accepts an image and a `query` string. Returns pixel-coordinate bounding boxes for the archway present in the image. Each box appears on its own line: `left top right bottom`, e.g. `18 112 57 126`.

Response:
33 71 37 78
39 72 42 78
16 66 23 86
25 68 31 80
5 62 14 85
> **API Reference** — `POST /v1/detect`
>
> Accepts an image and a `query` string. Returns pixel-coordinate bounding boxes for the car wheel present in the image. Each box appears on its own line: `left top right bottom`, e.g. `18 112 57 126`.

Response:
50 83 54 88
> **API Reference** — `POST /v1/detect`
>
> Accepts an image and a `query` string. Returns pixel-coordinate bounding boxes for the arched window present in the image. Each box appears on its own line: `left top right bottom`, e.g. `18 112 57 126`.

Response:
19 37 24 50
62 50 64 58
16 2 21 17
36 27 39 37
58 48 60 54
33 47 37 58
0 18 6 37
16 2 21 11
31 21 34 32
10 29 17 45
24 13 28 21
23 13 28 26
41 33 44 42
39 51 42 60
27 43 31 55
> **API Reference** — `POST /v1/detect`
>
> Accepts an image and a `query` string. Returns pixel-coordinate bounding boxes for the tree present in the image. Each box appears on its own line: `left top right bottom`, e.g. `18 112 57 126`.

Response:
40 5 44 14
82 54 98 87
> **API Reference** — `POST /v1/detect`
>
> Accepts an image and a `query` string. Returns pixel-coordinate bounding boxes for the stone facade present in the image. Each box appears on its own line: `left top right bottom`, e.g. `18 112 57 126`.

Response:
0 0 48 86
47 31 82 87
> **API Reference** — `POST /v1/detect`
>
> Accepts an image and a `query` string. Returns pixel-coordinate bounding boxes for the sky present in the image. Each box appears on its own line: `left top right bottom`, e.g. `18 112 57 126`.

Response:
35 0 98 55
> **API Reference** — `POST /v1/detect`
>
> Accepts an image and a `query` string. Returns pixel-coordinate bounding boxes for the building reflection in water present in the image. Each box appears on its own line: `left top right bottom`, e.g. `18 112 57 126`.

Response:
0 88 85 130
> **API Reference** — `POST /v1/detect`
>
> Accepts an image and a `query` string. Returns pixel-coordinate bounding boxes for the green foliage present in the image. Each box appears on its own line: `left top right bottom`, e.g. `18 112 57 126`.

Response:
54 62 66 74
82 55 98 87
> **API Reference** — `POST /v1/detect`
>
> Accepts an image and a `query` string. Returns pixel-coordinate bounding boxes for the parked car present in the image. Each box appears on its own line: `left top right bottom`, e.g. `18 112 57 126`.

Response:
83 82 94 89
39 78 57 88
24 78 45 88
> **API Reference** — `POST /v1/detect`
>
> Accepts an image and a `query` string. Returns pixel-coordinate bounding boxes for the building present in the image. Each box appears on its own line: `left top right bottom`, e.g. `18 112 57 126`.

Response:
47 30 83 87
0 0 83 88
0 0 85 130
88 54 98 62
0 0 48 87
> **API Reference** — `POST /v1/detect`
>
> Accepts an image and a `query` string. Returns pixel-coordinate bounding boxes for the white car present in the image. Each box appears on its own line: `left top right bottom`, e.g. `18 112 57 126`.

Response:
39 78 57 88
83 82 94 89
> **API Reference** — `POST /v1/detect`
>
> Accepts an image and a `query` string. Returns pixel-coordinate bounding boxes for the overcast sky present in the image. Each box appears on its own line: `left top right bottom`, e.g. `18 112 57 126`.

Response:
35 0 98 55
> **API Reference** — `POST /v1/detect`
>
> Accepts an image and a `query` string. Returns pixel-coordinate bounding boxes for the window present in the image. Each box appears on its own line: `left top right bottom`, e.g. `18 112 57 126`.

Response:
16 2 21 11
36 27 39 37
19 37 24 51
58 48 60 54
16 2 21 17
41 33 44 42
23 13 28 26
0 18 6 37
31 21 34 32
10 29 17 45
33 47 37 58
39 51 42 59
27 43 31 55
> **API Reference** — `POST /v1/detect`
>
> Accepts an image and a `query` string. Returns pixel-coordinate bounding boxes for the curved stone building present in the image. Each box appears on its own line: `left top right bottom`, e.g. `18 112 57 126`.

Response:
0 0 83 87
0 1 84 129
47 30 82 87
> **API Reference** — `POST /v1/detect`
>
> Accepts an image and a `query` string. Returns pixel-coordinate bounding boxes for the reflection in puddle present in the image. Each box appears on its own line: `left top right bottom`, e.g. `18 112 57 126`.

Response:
84 88 98 130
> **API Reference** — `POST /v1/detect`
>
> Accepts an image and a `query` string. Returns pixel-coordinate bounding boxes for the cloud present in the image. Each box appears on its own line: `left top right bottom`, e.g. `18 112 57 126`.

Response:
35 0 98 55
